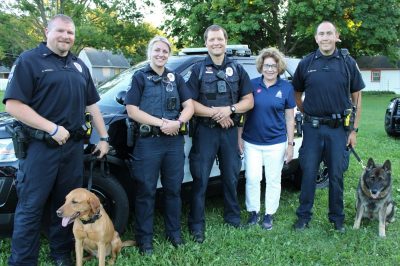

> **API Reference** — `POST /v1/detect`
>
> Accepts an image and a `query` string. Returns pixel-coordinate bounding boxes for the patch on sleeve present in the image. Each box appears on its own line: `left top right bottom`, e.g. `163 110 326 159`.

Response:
7 64 16 84
73 62 83 73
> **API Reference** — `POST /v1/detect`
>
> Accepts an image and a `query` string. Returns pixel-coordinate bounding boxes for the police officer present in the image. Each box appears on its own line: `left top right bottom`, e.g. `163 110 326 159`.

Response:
187 25 254 243
3 15 109 266
125 36 194 255
292 21 365 232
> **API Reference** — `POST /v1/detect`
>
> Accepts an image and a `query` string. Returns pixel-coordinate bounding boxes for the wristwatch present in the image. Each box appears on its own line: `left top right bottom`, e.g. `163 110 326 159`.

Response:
288 141 295 146
230 105 236 113
100 136 110 142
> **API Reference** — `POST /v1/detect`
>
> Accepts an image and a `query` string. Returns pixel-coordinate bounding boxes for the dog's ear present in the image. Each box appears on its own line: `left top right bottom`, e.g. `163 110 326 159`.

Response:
367 158 375 169
383 160 391 172
89 194 101 214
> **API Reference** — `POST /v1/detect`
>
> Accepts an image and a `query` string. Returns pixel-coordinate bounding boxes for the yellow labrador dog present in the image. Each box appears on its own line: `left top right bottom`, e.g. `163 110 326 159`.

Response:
57 188 135 265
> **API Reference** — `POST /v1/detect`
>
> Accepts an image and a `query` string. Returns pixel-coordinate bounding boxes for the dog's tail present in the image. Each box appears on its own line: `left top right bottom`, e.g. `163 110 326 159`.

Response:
122 240 136 248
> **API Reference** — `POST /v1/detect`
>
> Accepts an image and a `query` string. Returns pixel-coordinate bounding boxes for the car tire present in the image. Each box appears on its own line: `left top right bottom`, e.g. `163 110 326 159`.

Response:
291 161 329 190
316 161 329 189
86 171 129 234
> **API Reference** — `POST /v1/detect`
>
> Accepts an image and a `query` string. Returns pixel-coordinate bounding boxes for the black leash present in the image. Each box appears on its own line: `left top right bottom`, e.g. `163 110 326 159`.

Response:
348 144 366 169
87 153 109 191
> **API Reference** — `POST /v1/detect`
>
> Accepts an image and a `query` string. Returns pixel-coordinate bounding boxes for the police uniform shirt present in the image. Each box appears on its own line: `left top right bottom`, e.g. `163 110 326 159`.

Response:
125 64 191 108
186 55 253 103
292 49 365 116
242 76 295 145
3 42 99 131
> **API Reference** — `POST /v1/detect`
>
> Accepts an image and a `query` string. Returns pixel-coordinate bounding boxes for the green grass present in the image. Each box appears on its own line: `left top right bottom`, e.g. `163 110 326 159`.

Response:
1 94 400 265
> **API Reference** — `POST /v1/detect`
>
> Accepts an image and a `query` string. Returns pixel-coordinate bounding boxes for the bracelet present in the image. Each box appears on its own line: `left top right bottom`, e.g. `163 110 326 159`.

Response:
178 119 183 127
50 125 59 136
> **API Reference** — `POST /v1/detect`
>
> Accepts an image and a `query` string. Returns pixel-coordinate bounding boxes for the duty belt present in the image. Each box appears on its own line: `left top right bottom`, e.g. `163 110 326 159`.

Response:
197 117 220 128
24 127 86 142
303 114 343 125
197 115 242 128
138 124 186 137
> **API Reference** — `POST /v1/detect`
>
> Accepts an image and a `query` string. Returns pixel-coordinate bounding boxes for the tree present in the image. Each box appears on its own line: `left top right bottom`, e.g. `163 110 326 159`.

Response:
0 0 160 66
160 0 400 60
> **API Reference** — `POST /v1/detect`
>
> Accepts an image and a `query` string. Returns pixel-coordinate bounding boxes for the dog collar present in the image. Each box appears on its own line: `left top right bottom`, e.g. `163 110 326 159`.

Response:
80 210 102 225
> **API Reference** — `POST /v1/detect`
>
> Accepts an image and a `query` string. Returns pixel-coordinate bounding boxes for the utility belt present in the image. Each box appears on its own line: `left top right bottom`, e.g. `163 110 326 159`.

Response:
304 108 355 131
25 127 87 146
196 113 244 128
138 121 188 138
6 116 92 159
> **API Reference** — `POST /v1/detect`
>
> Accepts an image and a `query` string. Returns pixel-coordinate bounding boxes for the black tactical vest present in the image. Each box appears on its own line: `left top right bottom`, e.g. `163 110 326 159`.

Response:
139 71 181 119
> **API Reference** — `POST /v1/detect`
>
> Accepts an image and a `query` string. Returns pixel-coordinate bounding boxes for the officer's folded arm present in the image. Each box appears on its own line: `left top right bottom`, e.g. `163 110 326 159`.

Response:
232 93 254 113
126 104 164 127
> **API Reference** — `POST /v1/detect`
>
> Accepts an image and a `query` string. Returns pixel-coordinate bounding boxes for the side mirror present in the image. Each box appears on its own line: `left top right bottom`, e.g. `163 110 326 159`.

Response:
115 90 127 106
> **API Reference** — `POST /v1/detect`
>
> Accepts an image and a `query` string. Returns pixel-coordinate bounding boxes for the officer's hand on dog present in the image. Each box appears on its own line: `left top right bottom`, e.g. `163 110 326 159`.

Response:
161 118 179 136
51 125 70 145
92 141 109 158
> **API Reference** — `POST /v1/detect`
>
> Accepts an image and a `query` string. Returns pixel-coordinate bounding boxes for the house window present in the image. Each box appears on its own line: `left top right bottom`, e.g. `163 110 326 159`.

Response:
371 70 381 82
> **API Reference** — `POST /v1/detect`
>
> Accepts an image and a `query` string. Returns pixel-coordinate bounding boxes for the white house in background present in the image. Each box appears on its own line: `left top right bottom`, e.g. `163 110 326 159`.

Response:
0 66 11 91
356 56 400 94
78 48 130 85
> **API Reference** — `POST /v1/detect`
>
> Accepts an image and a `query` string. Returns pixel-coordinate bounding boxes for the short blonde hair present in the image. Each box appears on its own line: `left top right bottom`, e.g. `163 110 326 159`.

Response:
255 47 286 75
147 36 172 60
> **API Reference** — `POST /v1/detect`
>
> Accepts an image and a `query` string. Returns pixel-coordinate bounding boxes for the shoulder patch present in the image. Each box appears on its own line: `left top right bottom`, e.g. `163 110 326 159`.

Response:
73 62 83 73
8 64 16 83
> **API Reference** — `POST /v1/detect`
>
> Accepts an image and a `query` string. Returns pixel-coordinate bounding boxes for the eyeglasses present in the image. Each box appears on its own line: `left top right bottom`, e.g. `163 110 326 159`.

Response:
263 64 278 70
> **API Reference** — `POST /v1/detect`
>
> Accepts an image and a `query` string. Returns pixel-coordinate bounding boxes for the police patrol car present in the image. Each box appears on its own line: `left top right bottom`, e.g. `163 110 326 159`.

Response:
0 45 328 236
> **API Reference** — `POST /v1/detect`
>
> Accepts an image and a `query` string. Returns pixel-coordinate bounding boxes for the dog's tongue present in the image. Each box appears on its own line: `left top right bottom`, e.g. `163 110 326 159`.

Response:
62 217 71 227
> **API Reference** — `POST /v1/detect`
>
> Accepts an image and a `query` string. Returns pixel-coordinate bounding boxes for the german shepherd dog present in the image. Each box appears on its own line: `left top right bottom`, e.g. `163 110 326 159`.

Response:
353 158 395 237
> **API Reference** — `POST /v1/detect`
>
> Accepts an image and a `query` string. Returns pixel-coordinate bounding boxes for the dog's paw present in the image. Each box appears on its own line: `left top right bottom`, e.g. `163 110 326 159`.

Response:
353 223 360 229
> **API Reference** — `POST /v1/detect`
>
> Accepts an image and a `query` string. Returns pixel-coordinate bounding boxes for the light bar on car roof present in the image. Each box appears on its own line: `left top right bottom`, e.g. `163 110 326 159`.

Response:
179 45 251 57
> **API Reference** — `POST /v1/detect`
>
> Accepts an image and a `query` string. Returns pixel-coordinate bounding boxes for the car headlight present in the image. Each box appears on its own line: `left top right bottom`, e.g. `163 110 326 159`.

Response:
0 138 18 162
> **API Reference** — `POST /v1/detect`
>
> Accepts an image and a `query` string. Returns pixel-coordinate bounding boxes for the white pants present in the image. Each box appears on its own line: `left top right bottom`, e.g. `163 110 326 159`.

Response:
244 141 286 215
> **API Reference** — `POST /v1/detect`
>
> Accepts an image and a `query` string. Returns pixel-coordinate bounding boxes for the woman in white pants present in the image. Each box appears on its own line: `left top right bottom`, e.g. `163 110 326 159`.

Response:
239 47 295 230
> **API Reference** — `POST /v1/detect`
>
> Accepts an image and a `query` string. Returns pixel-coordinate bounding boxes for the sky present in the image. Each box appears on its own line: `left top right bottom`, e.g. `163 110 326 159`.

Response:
139 0 165 28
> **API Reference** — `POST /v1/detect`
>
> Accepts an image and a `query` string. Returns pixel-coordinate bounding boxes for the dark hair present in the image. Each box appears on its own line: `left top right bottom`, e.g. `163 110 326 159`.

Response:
47 14 74 30
203 25 228 42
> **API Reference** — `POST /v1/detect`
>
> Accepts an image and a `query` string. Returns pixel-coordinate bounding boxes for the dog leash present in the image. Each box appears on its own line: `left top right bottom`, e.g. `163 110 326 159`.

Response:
87 153 109 191
348 144 366 169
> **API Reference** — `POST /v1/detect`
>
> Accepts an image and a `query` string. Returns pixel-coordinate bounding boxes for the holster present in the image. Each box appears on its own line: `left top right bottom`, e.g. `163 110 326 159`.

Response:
126 118 137 147
6 123 29 159
189 117 197 137
231 113 244 127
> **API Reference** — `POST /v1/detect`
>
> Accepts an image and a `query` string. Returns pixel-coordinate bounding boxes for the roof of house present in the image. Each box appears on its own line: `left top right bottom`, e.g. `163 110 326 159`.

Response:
0 66 10 73
81 47 130 68
356 55 400 69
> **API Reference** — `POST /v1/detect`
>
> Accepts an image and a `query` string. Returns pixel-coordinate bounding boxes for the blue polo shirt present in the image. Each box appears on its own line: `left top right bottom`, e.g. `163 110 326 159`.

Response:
292 49 365 116
3 42 99 131
242 76 295 145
